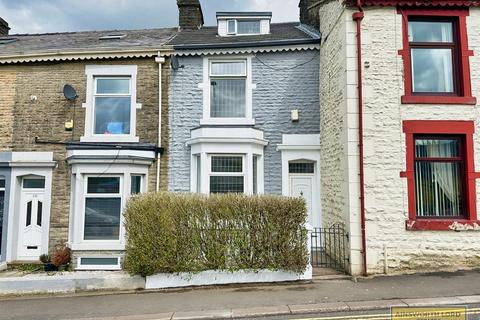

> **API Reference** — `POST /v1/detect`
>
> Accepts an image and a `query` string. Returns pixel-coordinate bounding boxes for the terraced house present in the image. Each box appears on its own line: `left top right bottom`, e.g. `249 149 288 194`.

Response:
317 0 480 275
0 0 321 270
1 0 480 278
0 20 175 268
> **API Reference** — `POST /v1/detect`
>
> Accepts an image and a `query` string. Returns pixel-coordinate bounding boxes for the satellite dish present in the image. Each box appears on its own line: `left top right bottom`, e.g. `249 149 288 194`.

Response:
171 56 184 70
63 84 78 101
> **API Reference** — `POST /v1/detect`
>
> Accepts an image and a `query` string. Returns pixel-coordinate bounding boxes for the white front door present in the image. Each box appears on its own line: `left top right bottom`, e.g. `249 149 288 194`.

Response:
17 179 46 260
290 175 314 226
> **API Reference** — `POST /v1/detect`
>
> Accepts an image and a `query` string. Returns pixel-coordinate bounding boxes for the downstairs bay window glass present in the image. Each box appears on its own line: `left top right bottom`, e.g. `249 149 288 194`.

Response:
414 137 465 218
94 77 131 135
84 177 121 240
210 61 247 118
209 156 244 194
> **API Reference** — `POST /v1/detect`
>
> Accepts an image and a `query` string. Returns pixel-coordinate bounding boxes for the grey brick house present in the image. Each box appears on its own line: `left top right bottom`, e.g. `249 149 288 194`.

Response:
167 3 321 228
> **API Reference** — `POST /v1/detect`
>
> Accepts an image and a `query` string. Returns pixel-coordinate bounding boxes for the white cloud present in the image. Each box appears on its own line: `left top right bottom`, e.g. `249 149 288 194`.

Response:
247 0 299 22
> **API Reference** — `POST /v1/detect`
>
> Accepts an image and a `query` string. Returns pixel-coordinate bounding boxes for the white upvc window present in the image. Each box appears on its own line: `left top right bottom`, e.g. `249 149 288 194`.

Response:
226 19 261 35
83 176 122 241
192 152 263 195
209 155 245 194
82 65 140 143
201 57 255 126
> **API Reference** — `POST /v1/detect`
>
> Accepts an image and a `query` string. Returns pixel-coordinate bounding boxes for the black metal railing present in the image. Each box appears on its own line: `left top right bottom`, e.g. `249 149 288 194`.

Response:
310 224 349 271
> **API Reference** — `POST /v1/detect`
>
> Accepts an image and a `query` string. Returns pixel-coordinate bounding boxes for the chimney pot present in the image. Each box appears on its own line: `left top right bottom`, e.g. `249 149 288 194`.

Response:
0 17 10 36
177 0 204 31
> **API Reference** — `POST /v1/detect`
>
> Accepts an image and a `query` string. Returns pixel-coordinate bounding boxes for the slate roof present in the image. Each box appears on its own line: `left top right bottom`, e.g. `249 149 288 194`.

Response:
167 22 320 50
0 28 177 57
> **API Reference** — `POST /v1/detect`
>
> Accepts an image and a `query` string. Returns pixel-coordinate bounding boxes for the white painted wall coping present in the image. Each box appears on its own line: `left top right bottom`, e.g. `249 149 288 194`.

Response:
145 267 313 289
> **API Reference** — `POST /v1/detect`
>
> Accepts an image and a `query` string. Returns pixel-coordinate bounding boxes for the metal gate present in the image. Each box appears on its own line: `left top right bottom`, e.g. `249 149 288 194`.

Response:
310 224 349 271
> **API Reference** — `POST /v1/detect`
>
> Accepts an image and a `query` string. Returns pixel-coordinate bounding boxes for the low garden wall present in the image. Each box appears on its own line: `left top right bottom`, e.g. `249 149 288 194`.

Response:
124 192 311 288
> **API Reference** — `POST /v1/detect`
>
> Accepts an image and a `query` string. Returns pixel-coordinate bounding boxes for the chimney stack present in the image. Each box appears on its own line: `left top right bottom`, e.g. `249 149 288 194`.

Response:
299 0 320 28
177 0 204 31
0 17 10 36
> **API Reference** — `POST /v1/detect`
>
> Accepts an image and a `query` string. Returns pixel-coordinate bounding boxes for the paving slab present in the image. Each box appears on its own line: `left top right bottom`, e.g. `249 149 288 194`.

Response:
232 305 291 318
288 302 350 314
402 296 465 307
173 310 231 320
347 299 407 310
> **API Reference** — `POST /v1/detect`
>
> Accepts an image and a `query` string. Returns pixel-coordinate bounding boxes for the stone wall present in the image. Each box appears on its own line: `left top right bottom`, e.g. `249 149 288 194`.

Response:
1 58 169 253
359 7 480 274
167 50 320 194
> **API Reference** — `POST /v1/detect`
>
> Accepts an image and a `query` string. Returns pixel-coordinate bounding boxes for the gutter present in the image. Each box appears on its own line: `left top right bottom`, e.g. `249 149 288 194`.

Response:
353 0 368 276
173 38 320 51
0 47 174 64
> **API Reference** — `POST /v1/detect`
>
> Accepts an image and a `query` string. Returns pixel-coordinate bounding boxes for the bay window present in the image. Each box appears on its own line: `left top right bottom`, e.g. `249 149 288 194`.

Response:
402 121 480 230
398 9 476 105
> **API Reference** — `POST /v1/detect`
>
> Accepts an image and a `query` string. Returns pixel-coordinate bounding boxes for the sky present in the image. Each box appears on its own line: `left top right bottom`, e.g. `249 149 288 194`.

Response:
0 0 300 35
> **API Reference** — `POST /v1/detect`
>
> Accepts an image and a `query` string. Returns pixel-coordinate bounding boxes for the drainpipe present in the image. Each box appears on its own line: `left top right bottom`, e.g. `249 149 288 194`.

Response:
155 54 166 192
352 0 367 276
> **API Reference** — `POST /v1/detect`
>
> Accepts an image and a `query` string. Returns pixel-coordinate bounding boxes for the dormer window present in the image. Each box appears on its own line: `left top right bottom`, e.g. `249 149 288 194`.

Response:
217 12 271 37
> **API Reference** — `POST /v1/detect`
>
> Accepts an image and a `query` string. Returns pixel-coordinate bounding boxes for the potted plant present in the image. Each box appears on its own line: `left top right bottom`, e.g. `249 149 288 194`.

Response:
39 254 57 272
51 242 71 271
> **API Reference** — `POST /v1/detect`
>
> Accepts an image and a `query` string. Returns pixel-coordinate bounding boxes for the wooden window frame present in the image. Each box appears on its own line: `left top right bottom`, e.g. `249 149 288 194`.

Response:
401 121 480 230
398 8 476 105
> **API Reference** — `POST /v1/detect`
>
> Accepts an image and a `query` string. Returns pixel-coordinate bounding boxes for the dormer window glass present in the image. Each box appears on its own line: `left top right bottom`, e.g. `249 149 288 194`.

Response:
227 20 261 35
237 20 261 35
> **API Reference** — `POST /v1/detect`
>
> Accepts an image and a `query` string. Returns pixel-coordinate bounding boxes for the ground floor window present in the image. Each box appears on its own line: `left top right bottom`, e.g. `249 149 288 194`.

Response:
192 153 263 195
402 120 479 230
209 155 244 194
414 136 465 218
84 176 122 241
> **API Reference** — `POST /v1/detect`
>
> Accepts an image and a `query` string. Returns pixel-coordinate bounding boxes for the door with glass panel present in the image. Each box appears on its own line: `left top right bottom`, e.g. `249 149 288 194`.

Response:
17 178 46 260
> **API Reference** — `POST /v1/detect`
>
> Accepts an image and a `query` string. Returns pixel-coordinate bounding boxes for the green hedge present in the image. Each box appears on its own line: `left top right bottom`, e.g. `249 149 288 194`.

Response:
123 192 308 276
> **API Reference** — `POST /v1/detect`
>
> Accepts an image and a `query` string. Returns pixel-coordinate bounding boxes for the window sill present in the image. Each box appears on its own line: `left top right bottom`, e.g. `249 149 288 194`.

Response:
80 135 140 143
406 219 480 231
200 118 255 126
401 95 477 105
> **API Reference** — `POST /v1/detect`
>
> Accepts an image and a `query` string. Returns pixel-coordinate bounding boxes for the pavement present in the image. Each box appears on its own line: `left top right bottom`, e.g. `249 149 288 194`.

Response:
1 269 480 320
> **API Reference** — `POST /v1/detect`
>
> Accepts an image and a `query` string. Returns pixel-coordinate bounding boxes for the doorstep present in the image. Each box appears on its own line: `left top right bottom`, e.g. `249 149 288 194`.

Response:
0 271 145 296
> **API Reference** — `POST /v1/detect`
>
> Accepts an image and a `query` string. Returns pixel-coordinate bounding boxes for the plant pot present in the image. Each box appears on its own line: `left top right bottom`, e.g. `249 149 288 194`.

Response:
43 263 58 272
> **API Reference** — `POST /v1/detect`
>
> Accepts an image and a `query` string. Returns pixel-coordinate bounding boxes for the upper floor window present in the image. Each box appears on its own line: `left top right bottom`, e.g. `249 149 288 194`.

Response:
409 20 455 94
398 9 476 105
82 65 141 143
210 60 247 118
94 78 131 135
